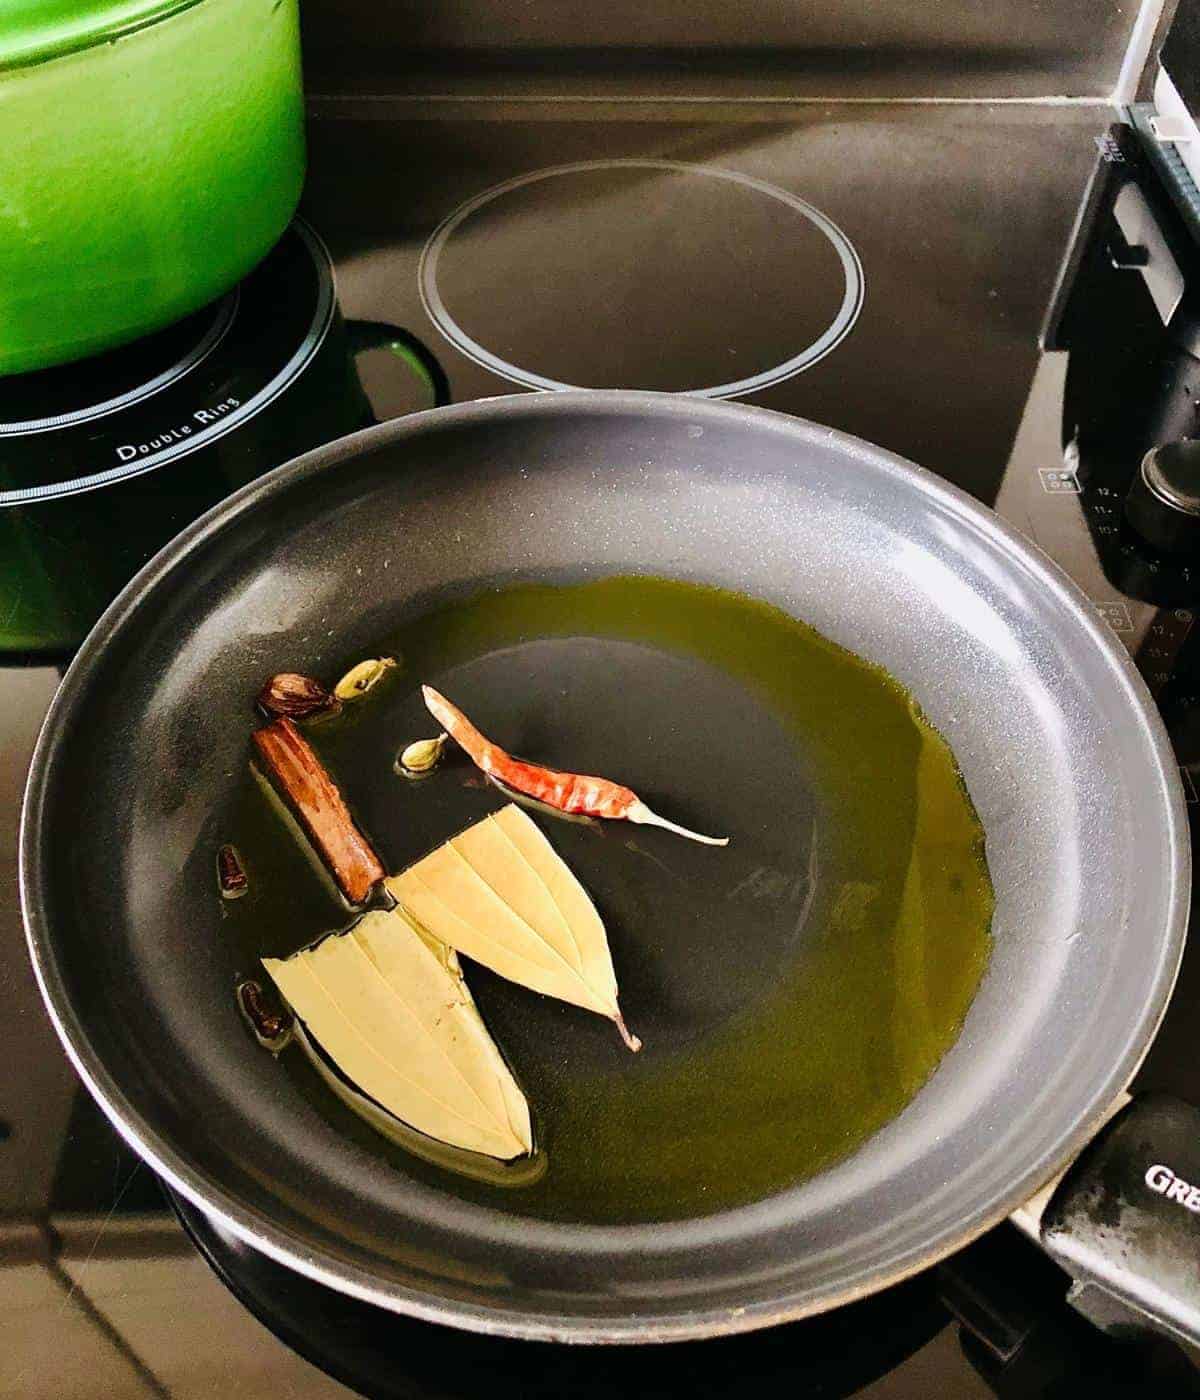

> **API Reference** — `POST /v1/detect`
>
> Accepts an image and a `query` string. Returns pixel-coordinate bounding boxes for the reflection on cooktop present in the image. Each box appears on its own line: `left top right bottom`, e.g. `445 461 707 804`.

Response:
0 295 238 434
172 1186 947 1400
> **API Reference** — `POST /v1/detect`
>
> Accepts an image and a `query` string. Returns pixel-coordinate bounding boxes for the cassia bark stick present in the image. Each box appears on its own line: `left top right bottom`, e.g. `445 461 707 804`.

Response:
252 717 385 903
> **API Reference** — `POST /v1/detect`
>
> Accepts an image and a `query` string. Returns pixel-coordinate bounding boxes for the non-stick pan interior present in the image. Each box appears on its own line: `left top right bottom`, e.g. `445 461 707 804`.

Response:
23 392 1188 1340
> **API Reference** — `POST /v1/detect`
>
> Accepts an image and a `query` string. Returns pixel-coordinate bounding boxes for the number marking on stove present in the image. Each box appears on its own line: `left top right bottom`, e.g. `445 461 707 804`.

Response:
1096 601 1134 632
1039 468 1082 494
1095 134 1126 164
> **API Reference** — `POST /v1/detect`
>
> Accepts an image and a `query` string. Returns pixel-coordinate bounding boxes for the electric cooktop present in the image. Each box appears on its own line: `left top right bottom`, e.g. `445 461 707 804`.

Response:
3 102 1198 1398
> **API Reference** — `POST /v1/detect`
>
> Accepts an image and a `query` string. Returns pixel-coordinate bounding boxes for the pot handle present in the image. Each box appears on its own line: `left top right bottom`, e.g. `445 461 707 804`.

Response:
938 1225 1200 1396
1011 1093 1200 1346
345 320 451 409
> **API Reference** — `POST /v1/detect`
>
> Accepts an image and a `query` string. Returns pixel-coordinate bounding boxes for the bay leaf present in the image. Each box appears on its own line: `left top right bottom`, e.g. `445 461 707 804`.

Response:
388 804 641 1050
262 907 532 1160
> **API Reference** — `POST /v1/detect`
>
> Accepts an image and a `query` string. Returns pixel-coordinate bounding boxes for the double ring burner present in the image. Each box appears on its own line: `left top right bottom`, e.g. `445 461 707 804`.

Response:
0 223 335 507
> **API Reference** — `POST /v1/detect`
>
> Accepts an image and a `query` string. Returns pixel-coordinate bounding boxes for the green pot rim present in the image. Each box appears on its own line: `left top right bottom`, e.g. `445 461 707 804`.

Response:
0 0 208 73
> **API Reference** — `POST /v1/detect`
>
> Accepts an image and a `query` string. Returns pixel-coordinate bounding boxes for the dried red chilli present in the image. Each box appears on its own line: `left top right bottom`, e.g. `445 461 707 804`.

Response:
421 686 728 846
237 980 293 1052
217 844 249 898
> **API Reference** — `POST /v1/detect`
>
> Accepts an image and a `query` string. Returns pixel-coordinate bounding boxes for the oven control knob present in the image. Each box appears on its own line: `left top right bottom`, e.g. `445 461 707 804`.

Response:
1125 441 1200 555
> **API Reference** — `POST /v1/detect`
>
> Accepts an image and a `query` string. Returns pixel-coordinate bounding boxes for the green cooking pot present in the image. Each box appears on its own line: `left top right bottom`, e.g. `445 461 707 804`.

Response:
0 0 305 375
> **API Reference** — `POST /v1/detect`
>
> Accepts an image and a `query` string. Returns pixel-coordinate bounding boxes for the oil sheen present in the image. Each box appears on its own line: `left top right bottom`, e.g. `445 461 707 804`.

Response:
223 575 994 1225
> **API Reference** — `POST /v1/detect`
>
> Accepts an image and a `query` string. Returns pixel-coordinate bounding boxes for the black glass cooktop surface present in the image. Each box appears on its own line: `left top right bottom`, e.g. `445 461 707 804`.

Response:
416 157 863 395
4 102 1199 1398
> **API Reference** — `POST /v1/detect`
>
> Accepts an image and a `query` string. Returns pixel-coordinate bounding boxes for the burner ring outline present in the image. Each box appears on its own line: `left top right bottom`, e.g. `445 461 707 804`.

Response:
418 158 865 399
0 292 240 436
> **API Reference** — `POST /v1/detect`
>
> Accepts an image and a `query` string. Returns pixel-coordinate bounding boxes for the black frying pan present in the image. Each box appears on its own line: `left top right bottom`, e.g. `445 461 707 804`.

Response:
20 392 1196 1344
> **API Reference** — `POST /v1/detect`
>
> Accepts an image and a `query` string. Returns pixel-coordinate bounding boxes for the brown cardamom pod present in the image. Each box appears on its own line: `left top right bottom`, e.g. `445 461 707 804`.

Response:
257 672 339 720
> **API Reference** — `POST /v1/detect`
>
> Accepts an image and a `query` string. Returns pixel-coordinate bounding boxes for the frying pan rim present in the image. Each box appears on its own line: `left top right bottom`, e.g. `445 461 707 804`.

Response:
19 389 1191 1342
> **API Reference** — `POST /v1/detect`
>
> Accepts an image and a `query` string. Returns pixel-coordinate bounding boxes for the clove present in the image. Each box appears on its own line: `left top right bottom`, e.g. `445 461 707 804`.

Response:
217 844 249 899
236 980 293 1052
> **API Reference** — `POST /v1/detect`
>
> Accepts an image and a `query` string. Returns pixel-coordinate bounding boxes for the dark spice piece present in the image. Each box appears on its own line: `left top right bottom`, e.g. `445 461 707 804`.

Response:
257 672 339 720
236 980 293 1051
252 717 386 903
217 844 248 899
